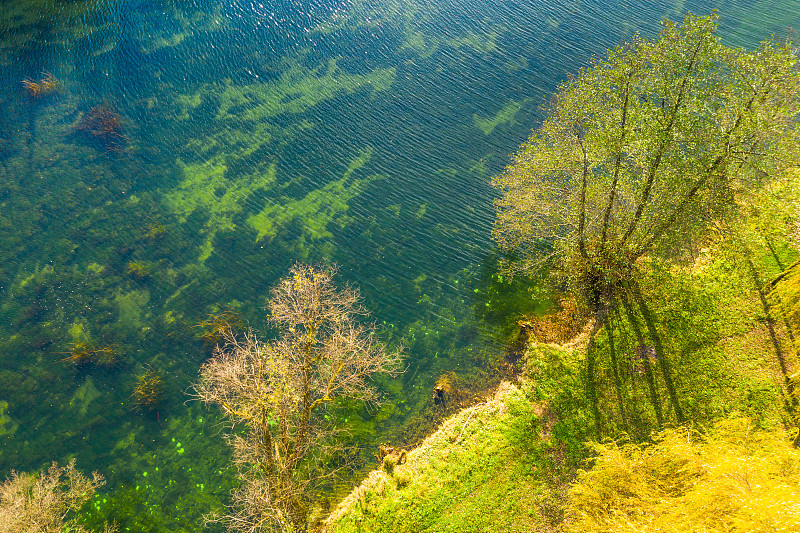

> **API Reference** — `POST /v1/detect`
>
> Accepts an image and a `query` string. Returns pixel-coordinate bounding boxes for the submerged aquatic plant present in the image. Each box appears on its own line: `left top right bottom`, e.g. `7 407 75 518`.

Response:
126 261 153 280
75 104 127 153
143 222 166 241
21 72 60 98
131 368 165 411
433 371 459 407
195 309 245 347
59 342 118 368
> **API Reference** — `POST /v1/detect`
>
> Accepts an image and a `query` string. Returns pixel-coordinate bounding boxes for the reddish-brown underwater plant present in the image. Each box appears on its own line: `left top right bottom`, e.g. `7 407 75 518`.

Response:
75 104 127 153
21 72 60 98
131 367 165 411
59 342 118 367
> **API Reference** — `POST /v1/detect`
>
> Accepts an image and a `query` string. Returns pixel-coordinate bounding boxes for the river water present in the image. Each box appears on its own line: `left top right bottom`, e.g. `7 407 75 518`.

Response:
0 0 797 529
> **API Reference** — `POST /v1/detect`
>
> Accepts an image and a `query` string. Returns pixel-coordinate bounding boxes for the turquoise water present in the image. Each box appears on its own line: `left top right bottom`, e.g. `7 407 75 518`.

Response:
1 0 798 529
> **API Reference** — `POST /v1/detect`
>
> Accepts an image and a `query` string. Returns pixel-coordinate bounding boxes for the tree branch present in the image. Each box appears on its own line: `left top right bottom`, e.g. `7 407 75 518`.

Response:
600 73 633 251
620 30 706 248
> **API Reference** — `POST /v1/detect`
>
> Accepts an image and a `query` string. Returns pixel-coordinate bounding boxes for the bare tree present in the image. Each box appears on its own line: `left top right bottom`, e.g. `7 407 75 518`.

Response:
0 459 115 533
195 264 404 533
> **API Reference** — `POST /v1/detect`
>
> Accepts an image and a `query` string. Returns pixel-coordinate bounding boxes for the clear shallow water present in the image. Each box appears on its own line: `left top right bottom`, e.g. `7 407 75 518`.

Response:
0 0 798 529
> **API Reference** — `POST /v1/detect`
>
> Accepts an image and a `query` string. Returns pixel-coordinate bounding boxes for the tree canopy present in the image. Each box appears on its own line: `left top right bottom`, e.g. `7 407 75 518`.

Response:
493 13 799 301
0 460 114 533
492 13 800 435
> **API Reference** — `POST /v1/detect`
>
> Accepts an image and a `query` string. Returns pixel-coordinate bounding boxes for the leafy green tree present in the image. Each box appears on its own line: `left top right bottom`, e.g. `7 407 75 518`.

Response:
492 13 800 435
195 264 403 533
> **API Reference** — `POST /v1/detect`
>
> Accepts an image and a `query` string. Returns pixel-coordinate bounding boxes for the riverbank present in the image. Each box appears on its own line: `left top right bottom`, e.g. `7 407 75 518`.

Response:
321 379 565 533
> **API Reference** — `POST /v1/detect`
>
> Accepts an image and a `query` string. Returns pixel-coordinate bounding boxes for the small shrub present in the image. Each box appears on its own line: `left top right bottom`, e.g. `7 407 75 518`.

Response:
0 459 115 533
566 417 800 533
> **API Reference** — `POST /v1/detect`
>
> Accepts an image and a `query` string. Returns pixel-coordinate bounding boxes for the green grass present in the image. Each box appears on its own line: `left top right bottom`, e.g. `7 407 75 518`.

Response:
323 382 563 533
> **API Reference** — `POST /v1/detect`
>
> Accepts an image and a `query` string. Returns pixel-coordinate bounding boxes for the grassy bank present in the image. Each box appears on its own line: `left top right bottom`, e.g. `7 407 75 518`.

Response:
323 216 800 531
322 381 564 533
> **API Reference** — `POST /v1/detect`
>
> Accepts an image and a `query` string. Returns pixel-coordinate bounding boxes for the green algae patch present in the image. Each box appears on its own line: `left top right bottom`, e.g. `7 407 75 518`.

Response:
114 289 151 337
324 382 552 533
67 320 91 343
139 5 227 54
86 262 105 275
165 159 278 261
172 92 204 120
210 58 396 122
69 377 101 418
318 0 504 60
248 148 380 241
400 30 439 59
446 29 498 54
0 400 19 437
112 430 137 452
165 159 228 224
16 265 55 290
473 100 526 136
400 27 499 58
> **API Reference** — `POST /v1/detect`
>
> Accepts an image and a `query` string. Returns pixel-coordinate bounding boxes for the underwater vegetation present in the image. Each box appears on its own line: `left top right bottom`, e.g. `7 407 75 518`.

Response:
0 401 19 438
74 104 126 153
131 368 165 411
21 72 60 99
59 342 119 368
142 222 166 241
194 309 245 347
126 261 153 281
473 99 528 136
432 371 460 408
